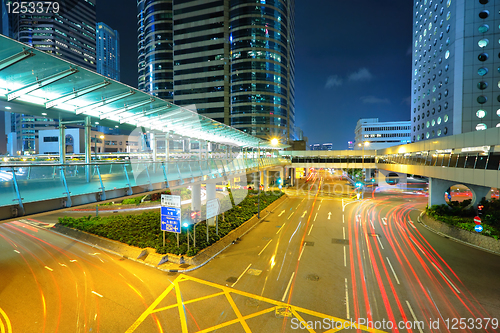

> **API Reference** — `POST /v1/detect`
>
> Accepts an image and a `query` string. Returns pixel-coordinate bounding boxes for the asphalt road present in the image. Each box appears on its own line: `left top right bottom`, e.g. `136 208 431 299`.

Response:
0 171 499 332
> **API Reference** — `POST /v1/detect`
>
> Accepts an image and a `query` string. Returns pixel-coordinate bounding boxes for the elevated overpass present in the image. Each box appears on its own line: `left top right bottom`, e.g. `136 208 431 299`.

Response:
281 125 500 208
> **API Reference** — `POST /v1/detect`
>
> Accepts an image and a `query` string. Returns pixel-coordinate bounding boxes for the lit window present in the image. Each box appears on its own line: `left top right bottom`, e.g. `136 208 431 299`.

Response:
446 0 451 7
497 123 500 128
476 123 487 130
478 39 489 48
476 110 486 118
437 129 442 136
478 67 488 76
446 11 451 20
426 121 430 128
444 114 449 122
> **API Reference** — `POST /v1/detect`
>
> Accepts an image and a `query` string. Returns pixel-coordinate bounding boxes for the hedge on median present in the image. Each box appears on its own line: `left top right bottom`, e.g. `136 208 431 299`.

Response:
58 189 283 256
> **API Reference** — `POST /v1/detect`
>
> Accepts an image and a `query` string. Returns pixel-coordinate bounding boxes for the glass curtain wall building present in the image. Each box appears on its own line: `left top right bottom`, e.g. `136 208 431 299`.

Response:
411 0 500 142
137 0 295 141
96 22 120 81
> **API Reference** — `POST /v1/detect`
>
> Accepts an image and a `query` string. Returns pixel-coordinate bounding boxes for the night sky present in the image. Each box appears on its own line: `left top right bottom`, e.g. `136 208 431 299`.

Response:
98 0 414 149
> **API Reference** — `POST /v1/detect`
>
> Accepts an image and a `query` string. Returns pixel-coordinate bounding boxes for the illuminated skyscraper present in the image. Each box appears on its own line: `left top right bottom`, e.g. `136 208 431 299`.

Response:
411 0 500 142
137 0 296 141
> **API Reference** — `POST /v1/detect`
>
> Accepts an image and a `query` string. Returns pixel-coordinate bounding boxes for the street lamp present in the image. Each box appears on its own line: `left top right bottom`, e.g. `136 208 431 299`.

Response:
257 137 279 218
94 134 104 160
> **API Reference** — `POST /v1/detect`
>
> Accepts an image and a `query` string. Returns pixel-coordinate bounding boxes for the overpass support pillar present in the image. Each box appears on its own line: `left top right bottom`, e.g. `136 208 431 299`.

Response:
262 170 269 192
428 178 491 208
84 116 91 182
191 183 201 212
290 167 295 186
58 122 66 164
279 167 285 188
206 182 216 203
150 132 157 162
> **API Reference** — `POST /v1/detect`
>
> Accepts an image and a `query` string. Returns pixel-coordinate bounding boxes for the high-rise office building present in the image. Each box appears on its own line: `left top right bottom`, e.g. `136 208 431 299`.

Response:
1 0 97 154
137 0 296 141
411 0 500 142
96 22 120 81
355 118 411 150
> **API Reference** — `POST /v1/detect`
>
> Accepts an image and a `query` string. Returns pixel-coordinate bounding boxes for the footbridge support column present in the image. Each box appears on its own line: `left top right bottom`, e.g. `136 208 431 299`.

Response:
428 178 491 208
191 183 201 212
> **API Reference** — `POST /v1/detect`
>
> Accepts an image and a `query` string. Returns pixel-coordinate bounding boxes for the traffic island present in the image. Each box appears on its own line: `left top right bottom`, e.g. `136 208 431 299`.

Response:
54 190 288 271
418 212 500 255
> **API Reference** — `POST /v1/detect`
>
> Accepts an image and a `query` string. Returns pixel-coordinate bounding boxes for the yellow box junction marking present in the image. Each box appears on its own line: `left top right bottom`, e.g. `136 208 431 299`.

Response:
126 274 388 333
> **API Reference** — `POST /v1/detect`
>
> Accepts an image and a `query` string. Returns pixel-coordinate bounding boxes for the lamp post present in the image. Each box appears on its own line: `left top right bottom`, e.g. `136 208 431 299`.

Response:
258 138 279 219
94 134 104 160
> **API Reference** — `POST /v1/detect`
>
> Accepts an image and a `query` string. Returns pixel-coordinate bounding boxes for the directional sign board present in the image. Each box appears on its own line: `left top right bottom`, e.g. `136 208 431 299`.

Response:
475 225 483 233
161 195 182 233
206 198 220 220
474 216 482 225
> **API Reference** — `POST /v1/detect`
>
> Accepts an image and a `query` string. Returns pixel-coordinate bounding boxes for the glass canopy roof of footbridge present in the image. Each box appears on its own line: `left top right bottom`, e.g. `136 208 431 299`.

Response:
0 35 287 150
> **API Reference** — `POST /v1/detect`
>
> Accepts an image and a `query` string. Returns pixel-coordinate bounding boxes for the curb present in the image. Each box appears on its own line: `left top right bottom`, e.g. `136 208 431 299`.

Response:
50 195 290 273
417 211 500 257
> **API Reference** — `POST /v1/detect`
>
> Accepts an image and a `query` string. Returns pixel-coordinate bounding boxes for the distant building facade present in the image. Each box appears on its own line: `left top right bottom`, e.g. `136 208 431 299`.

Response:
354 118 411 150
309 143 333 151
96 22 120 81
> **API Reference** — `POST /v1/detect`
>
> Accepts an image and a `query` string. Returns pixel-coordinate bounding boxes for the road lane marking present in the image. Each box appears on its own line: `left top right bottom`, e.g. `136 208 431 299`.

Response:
342 215 344 223
231 264 252 288
58 263 67 267
327 212 332 220
343 227 345 240
281 272 295 301
298 247 305 261
431 262 460 294
386 257 400 284
408 219 416 229
69 260 77 262
258 239 273 256
382 217 387 225
370 220 375 230
308 224 313 235
301 211 307 218
318 204 321 210
13 250 20 254
314 213 318 221
345 278 350 319
342 198 344 211
44 266 53 271
287 212 294 219
343 246 347 267
406 301 424 333
376 235 384 249
92 291 103 298
276 224 285 234
278 210 285 217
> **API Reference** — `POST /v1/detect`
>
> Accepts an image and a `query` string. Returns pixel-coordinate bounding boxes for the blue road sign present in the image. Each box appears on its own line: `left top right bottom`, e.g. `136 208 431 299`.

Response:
161 206 181 233
447 194 452 200
475 225 483 233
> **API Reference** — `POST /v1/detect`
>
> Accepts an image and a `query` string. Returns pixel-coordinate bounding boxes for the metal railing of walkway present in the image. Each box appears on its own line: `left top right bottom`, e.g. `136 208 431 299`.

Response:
0 157 290 221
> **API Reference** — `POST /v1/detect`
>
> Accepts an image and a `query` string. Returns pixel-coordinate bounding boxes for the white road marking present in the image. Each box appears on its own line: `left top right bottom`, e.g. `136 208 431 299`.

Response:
281 272 295 301
431 262 460 294
69 259 77 262
308 224 314 235
298 247 305 261
89 253 100 256
91 291 103 298
406 301 424 333
258 239 273 256
287 212 294 219
342 199 344 211
408 219 416 229
231 264 252 288
313 213 318 221
327 212 332 220
370 220 375 230
386 257 400 284
44 266 53 271
343 227 346 240
59 263 67 267
301 211 307 218
13 250 20 254
318 204 321 210
133 273 144 283
342 215 345 224
345 278 350 319
376 235 384 249
355 214 361 224
276 224 285 234
278 210 285 217
343 246 347 267
382 217 387 225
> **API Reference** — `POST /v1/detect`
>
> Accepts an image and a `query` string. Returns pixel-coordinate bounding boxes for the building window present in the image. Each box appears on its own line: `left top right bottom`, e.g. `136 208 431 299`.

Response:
43 136 58 142
478 67 488 76
477 95 487 104
476 123 487 130
478 25 489 33
478 39 489 48
479 10 489 19
476 110 486 118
